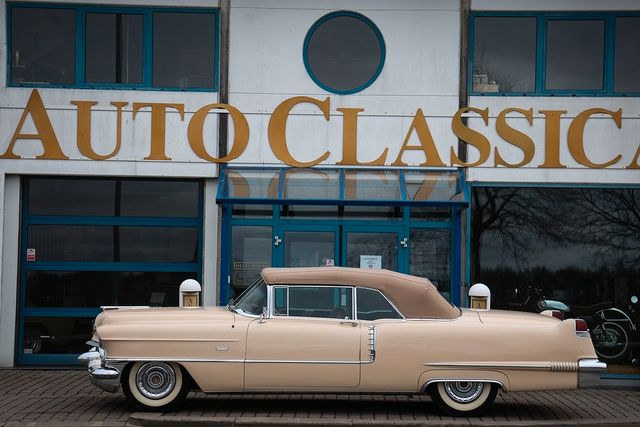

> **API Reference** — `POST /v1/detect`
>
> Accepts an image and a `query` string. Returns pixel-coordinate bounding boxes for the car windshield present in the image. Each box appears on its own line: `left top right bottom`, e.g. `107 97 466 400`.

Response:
232 279 267 316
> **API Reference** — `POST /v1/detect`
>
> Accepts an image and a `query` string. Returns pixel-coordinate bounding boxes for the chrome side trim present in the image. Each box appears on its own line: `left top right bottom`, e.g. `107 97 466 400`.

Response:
105 357 367 365
368 324 376 362
578 359 607 372
102 338 239 343
107 357 245 363
244 359 362 365
578 358 607 388
424 361 579 372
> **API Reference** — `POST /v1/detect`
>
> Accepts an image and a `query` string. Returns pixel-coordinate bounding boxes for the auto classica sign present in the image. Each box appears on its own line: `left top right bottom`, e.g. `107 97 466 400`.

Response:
1 89 639 169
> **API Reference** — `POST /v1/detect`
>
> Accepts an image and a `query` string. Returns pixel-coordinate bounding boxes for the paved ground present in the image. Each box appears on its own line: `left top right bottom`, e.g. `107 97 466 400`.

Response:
1 369 640 426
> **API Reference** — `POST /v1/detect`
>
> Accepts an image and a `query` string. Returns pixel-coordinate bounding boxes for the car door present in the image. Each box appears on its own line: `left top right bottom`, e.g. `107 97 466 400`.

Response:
244 285 362 390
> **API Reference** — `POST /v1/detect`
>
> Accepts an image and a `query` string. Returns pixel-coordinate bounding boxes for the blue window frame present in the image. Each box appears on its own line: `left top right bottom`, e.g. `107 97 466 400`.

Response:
7 2 219 91
469 12 640 96
303 10 386 94
217 166 468 307
18 177 204 365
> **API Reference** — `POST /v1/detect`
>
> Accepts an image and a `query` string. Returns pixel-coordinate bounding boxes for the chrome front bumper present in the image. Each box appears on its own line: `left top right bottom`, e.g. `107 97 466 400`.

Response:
578 358 607 388
77 345 123 393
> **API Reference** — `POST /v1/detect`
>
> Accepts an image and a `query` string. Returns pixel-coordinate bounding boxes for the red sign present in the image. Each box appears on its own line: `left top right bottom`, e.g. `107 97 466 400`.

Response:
26 248 35 262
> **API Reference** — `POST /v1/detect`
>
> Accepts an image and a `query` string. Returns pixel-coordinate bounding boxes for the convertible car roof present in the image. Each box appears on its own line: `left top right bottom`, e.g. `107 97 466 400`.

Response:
261 267 460 320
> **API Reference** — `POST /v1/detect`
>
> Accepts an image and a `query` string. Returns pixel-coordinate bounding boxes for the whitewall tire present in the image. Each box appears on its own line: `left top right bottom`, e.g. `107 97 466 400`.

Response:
122 361 189 411
430 381 498 416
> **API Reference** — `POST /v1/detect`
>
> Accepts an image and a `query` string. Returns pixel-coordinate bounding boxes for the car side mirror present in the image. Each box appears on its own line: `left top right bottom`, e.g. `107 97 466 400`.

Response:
258 307 267 323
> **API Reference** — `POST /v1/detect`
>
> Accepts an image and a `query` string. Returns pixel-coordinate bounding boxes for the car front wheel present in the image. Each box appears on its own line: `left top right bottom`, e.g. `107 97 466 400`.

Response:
430 381 498 417
122 361 189 411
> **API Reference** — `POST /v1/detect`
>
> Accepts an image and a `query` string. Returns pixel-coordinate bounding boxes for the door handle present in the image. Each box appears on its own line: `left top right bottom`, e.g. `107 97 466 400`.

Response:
340 321 357 327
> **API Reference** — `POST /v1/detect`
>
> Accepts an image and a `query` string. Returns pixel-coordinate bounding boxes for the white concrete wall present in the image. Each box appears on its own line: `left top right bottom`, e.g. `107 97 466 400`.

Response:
466 97 640 185
0 176 20 367
228 0 461 167
0 0 222 178
202 178 219 307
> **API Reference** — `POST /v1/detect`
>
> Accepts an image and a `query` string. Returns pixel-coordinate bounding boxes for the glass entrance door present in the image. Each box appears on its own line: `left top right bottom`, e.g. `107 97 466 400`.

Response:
279 227 339 268
342 227 401 271
409 228 451 299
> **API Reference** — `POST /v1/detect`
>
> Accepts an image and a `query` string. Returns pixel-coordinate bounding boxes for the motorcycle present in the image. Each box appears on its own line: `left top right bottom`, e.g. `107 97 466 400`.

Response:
509 286 638 364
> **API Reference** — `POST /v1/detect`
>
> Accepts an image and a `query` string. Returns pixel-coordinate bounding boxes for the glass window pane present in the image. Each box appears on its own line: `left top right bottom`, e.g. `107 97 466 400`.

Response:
405 171 460 202
284 231 335 267
343 206 402 220
283 169 340 200
344 171 400 200
346 232 397 271
27 225 197 262
23 317 93 355
231 226 272 300
86 13 143 84
546 20 604 91
473 17 536 93
274 287 288 316
288 286 353 319
357 288 402 321
227 170 279 199
232 204 274 218
27 225 114 262
305 13 384 93
153 12 216 89
280 205 338 218
28 178 116 216
410 229 451 297
410 207 451 221
120 180 200 217
615 17 640 93
119 227 198 263
11 8 75 85
471 187 640 372
25 271 191 307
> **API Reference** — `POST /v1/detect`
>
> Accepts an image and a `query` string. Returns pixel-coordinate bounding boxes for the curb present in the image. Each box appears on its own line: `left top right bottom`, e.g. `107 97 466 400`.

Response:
127 413 640 427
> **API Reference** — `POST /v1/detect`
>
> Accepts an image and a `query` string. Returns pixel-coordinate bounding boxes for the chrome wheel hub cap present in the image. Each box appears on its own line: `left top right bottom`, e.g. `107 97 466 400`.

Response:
136 362 176 400
444 381 484 403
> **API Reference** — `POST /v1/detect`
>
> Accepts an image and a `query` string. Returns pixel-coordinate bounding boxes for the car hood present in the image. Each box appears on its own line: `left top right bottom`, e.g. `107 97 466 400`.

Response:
469 308 562 327
95 306 235 330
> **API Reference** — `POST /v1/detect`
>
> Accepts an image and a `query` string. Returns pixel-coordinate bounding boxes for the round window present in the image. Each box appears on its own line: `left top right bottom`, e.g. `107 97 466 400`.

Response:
303 11 385 94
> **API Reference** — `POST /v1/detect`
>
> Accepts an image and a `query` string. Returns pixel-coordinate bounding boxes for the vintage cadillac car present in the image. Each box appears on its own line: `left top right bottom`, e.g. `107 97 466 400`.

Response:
79 267 605 416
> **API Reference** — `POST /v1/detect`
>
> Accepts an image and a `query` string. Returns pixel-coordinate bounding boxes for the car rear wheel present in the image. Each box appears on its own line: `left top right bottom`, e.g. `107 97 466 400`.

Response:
122 361 189 411
429 381 498 416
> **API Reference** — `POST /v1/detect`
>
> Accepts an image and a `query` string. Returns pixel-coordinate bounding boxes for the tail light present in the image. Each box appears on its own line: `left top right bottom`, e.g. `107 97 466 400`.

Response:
551 310 564 320
575 319 590 338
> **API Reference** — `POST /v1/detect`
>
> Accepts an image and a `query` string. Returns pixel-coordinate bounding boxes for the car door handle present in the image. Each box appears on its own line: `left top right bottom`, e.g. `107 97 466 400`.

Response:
340 321 357 327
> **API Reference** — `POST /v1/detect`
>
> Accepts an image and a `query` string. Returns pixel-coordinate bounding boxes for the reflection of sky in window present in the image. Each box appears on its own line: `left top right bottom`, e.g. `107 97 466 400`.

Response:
546 20 604 90
473 17 536 92
307 15 382 91
405 172 459 201
284 169 339 199
344 171 400 200
227 170 279 199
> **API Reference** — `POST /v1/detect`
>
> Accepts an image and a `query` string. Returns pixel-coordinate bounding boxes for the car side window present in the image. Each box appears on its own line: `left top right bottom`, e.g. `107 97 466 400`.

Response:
276 286 353 319
357 288 402 320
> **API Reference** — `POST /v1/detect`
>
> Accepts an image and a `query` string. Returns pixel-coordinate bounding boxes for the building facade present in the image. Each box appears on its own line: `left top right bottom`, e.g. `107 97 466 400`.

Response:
0 0 638 376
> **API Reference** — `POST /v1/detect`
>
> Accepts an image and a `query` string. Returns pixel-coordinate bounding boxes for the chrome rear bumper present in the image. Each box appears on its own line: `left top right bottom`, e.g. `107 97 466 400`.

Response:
78 346 123 393
578 358 607 388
